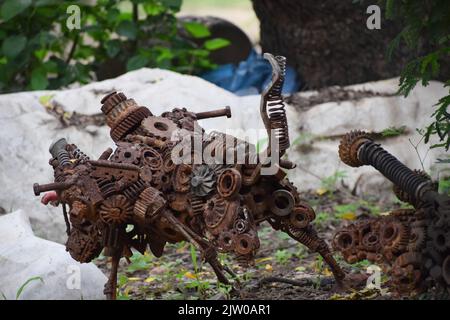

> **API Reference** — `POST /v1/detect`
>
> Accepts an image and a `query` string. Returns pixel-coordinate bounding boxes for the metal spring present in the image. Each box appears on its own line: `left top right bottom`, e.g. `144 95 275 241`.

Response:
359 141 434 200
72 147 89 161
266 55 290 153
123 179 146 201
56 149 71 167
287 224 317 249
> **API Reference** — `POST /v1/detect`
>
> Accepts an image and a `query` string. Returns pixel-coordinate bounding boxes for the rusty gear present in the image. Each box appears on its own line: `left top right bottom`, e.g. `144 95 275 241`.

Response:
141 116 178 140
338 130 372 167
99 195 134 224
217 168 242 199
66 224 102 263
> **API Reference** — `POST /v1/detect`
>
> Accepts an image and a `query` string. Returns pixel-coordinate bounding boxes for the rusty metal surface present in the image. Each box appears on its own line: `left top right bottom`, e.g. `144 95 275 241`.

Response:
33 53 345 299
335 131 450 296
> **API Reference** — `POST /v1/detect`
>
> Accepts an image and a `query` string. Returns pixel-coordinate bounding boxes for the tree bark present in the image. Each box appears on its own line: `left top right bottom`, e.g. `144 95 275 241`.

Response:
251 1 419 89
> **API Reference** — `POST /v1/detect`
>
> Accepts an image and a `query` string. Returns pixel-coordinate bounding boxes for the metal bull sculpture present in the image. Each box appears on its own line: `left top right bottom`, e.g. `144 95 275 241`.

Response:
334 131 450 294
33 53 345 299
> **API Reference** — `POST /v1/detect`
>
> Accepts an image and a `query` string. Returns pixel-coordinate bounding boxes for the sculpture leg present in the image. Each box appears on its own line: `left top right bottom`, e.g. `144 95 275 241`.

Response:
104 249 121 300
284 224 346 285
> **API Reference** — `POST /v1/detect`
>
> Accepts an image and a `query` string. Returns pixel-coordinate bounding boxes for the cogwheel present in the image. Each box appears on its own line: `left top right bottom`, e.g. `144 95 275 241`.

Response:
407 224 427 252
361 231 381 252
429 227 450 253
393 170 434 206
99 195 134 224
217 168 242 199
141 147 163 171
141 116 178 140
133 187 166 224
380 220 410 253
204 196 226 229
110 106 152 142
338 130 373 167
191 165 216 197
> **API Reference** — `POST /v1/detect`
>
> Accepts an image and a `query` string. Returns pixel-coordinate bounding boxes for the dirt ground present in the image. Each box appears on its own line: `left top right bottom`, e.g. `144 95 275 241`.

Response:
94 187 448 300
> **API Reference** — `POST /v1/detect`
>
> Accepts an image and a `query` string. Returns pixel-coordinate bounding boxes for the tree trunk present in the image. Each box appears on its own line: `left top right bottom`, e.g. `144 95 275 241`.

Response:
251 0 417 89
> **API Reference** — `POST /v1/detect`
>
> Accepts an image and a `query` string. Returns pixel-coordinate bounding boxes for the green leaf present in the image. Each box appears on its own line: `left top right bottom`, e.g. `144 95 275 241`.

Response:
31 68 49 90
116 21 137 40
126 54 149 71
160 0 182 11
1 0 31 22
16 276 44 300
2 35 27 58
105 39 121 58
204 38 230 51
183 22 211 39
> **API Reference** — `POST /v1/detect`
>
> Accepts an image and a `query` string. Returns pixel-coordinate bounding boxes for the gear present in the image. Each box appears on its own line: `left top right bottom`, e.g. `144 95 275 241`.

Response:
141 116 178 140
99 195 134 224
191 165 216 197
217 168 242 199
110 106 152 142
141 147 163 171
133 187 166 224
338 130 372 167
289 202 315 229
380 220 410 253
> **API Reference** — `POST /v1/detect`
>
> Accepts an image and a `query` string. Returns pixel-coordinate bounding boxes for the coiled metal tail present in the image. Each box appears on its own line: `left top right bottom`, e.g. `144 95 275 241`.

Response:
358 141 433 200
260 53 290 158
339 131 434 201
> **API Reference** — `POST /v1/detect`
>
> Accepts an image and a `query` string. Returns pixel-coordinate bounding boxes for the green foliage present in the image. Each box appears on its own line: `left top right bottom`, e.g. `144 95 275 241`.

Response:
381 125 407 137
378 0 450 150
0 0 226 93
15 276 44 300
320 170 347 192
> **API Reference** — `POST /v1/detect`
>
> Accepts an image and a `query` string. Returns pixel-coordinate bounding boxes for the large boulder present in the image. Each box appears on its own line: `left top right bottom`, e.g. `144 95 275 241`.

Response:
0 210 106 300
0 68 447 242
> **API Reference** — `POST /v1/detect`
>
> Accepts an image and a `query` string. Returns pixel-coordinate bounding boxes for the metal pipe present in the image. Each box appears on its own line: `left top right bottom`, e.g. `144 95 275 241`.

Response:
195 106 231 120
33 181 74 196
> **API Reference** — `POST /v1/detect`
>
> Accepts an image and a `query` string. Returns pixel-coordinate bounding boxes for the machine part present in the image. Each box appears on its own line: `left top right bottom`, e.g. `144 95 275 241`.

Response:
195 106 231 120
133 187 166 224
141 116 178 140
191 165 216 197
190 195 206 216
110 106 152 142
338 130 435 201
393 170 433 207
259 53 290 157
233 219 249 234
270 189 295 217
380 220 409 253
172 164 192 193
217 231 235 251
289 202 315 229
99 195 134 224
65 224 103 263
217 168 242 198
235 233 256 255
204 197 240 235
141 147 163 171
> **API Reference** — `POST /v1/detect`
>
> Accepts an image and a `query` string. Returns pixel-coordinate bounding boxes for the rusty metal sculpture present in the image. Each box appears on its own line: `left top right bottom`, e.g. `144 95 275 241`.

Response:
334 131 450 295
33 53 345 299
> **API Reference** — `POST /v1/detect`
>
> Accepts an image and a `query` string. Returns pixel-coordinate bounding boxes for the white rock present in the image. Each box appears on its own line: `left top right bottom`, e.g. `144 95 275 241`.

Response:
0 68 447 242
0 210 106 300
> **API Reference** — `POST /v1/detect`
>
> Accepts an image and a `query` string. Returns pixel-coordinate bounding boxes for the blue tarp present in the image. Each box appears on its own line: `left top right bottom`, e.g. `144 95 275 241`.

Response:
201 49 301 96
